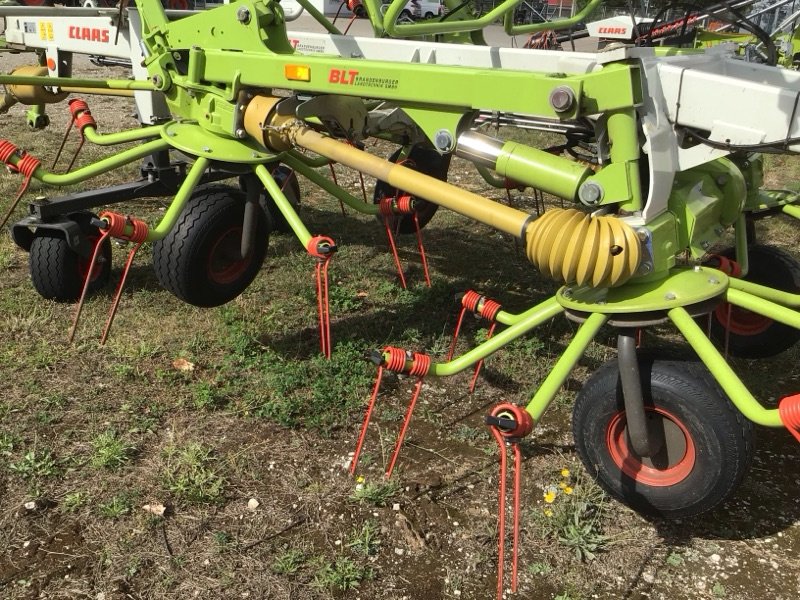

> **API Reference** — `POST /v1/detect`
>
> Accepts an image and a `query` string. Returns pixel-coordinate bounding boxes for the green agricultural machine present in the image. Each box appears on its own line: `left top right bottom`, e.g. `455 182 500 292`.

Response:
3 0 800 595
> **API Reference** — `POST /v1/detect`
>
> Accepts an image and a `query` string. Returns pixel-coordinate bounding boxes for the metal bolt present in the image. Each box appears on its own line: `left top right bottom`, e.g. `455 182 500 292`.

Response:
151 74 162 87
237 6 251 23
252 152 260 158
202 146 211 153
172 51 181 60
434 129 454 152
636 229 649 242
665 292 677 300
636 262 652 275
578 181 603 206
235 128 247 139
708 277 720 285
701 240 711 250
167 131 176 137
716 174 729 186
563 288 573 297
693 265 702 272
549 86 575 113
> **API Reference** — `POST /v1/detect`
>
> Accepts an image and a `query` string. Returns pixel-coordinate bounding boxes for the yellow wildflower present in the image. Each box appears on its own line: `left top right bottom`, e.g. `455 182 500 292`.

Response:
560 468 570 478
356 475 365 483
543 491 556 504
544 509 553 517
558 481 567 489
564 486 574 495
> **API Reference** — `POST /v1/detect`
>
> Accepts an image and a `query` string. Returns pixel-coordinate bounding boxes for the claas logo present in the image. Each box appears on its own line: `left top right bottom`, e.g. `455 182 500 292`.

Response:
68 26 110 43
598 26 628 34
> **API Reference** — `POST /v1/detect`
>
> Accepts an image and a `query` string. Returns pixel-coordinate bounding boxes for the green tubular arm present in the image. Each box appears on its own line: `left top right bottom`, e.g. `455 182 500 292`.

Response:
0 74 155 92
668 306 783 428
7 138 170 186
82 125 164 146
293 0 343 35
524 312 606 421
504 0 603 36
782 204 800 220
726 287 800 323
728 278 800 308
383 0 523 37
282 154 380 216
101 156 210 242
145 156 210 242
381 296 563 376
254 162 313 248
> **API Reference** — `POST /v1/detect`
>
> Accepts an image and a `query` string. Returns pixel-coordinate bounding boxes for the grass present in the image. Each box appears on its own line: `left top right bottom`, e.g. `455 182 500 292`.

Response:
162 442 225 504
90 430 135 470
312 556 371 592
349 480 401 506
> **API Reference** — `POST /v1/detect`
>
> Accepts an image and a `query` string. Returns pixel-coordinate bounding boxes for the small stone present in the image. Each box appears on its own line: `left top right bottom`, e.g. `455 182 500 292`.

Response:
23 501 37 511
393 503 401 511
394 547 405 556
335 540 342 546
710 554 721 563
247 498 260 511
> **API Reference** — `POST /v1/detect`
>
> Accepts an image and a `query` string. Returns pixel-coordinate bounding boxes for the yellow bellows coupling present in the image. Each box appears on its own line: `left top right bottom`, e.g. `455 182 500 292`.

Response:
526 208 641 288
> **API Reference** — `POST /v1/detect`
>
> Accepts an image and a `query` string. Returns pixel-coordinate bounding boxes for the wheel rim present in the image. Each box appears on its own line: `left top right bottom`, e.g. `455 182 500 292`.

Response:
714 302 773 336
77 235 105 284
605 407 696 487
207 227 251 285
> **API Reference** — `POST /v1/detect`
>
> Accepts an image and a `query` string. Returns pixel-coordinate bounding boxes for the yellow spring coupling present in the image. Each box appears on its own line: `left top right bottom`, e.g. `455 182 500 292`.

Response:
526 208 642 288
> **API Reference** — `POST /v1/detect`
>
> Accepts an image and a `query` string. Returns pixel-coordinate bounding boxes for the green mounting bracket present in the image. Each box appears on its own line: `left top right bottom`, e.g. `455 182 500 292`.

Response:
557 267 729 314
160 121 278 163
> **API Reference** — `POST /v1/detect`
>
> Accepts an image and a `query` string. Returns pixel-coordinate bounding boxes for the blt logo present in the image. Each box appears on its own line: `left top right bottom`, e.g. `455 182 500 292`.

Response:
329 69 359 85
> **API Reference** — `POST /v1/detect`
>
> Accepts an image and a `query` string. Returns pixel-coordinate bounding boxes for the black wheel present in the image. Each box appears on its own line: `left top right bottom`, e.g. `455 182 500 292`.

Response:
152 185 269 307
239 165 301 234
424 10 435 18
373 146 450 234
573 357 754 519
709 245 800 357
29 225 111 302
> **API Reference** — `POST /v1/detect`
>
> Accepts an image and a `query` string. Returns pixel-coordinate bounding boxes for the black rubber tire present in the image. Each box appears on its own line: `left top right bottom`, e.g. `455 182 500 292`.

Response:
29 228 111 303
709 244 800 358
152 185 269 307
573 357 754 519
373 146 451 234
239 165 301 234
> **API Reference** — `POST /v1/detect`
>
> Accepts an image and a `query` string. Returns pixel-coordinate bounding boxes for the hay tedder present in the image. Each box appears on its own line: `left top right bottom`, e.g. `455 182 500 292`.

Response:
3 0 800 594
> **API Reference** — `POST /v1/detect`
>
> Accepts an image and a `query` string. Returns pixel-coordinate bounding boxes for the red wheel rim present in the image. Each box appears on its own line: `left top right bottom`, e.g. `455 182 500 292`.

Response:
207 227 250 285
714 302 772 336
77 234 104 284
605 407 696 487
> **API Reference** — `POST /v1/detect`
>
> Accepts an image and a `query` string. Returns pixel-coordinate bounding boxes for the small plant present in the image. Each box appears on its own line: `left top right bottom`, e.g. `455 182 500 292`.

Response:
212 530 233 551
666 551 684 567
191 381 223 411
712 582 726 597
350 480 400 507
348 520 381 556
534 465 613 562
0 432 17 456
90 430 135 470
272 548 305 575
9 449 58 479
98 493 133 518
162 442 225 504
63 491 89 513
527 561 552 576
313 556 370 592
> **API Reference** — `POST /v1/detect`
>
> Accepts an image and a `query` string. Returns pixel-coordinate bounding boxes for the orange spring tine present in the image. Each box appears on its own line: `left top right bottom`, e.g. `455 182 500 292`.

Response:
100 242 143 345
384 377 423 478
490 426 507 600
469 321 498 393
383 216 407 290
413 212 431 287
350 366 385 475
68 230 111 343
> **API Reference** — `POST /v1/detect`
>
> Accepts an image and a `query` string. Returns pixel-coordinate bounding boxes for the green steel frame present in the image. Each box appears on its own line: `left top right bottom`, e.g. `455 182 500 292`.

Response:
2 0 800 443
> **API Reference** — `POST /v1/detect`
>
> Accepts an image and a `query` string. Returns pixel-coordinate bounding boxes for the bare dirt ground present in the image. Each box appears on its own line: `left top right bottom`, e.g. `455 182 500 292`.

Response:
1 28 799 600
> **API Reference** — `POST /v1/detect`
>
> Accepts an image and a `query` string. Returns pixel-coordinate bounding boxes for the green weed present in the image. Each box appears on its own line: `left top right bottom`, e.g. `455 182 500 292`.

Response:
162 442 225 504
312 556 371 592
533 465 613 562
98 494 133 519
348 520 381 556
272 548 305 575
527 561 553 576
9 449 58 479
63 491 89 513
350 480 400 507
90 430 135 470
